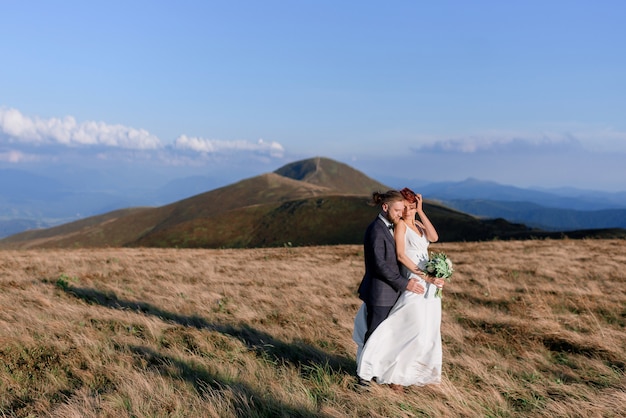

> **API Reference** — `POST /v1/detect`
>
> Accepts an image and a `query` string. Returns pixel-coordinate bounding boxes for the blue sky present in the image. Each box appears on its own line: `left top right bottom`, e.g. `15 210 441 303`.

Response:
1 0 625 192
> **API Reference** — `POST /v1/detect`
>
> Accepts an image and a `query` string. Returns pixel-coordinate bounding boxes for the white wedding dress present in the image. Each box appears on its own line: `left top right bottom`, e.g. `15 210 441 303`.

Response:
353 226 442 386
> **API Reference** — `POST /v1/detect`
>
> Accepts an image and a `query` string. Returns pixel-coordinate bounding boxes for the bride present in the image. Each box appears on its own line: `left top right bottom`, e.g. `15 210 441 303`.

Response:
354 187 445 388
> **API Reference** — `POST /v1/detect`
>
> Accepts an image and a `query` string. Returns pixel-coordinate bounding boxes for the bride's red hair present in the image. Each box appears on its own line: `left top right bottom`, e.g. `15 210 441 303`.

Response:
400 187 417 203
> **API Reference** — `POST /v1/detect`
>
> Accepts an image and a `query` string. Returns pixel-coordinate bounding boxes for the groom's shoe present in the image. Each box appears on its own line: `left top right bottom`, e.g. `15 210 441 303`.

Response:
357 377 371 388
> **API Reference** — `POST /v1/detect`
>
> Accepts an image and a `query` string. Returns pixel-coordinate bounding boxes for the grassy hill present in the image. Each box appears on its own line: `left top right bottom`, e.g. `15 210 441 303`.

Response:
1 240 624 416
273 156 389 195
2 156 622 250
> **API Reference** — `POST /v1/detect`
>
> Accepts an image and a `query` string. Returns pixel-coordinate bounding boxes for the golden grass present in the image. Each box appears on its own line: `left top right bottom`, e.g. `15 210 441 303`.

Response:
1 239 625 417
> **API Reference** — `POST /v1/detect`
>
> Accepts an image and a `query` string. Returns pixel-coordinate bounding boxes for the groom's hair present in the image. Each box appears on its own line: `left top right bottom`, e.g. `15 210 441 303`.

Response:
371 190 404 206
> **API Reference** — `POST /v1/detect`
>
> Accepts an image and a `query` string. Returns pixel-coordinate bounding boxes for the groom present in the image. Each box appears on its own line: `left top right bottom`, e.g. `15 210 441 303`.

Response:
358 190 425 343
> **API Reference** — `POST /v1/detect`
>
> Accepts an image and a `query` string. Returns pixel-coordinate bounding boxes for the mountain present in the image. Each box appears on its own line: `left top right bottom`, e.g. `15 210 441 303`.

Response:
1 157 571 250
0 168 230 235
407 178 626 231
274 157 389 195
3 157 625 250
0 218 50 238
0 157 376 248
442 199 626 231
4 161 626 239
417 178 626 211
0 168 154 228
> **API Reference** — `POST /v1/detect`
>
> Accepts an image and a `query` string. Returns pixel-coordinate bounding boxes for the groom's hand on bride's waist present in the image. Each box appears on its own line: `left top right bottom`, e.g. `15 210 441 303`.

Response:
406 279 425 294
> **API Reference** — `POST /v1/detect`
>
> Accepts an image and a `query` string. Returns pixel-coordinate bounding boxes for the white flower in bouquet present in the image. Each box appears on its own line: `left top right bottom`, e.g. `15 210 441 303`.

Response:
424 252 453 298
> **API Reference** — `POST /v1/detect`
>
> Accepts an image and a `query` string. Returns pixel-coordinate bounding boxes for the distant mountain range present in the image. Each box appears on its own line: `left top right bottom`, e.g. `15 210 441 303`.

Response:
410 179 626 231
2 156 607 250
0 167 224 238
416 178 626 210
1 158 625 246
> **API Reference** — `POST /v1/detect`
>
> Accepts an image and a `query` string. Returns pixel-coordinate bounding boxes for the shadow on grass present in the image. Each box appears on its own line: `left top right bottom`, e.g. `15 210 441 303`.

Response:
128 344 323 418
59 284 357 376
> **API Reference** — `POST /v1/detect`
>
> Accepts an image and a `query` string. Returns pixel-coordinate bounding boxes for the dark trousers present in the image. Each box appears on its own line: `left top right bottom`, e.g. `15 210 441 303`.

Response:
364 304 394 344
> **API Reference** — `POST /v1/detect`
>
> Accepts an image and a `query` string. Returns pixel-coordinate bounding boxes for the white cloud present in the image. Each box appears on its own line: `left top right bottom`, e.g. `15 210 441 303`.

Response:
414 132 583 154
566 127 626 153
0 108 41 141
173 135 285 157
0 150 40 163
0 107 287 163
412 127 626 155
0 107 162 150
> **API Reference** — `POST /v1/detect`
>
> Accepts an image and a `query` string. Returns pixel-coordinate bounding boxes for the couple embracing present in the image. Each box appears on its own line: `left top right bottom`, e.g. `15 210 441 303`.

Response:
353 188 445 391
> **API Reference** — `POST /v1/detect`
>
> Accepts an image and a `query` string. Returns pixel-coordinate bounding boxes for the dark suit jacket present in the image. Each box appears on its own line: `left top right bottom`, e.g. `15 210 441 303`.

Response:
357 214 409 306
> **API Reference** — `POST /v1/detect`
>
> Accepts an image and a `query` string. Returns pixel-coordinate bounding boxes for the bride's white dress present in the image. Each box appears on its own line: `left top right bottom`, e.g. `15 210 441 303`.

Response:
353 226 442 386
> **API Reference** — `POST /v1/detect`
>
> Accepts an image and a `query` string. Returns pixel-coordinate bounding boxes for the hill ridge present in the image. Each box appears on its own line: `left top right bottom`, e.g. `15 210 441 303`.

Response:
0 158 387 249
274 156 388 194
3 156 622 250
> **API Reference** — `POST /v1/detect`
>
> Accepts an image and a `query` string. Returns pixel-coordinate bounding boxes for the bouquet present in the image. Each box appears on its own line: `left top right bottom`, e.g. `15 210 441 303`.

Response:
424 252 454 298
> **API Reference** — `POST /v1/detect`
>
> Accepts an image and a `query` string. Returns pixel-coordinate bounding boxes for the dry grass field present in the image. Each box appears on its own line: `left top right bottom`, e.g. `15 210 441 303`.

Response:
1 239 625 417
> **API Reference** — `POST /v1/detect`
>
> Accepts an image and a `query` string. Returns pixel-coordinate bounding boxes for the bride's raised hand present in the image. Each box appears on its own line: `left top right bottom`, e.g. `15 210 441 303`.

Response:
433 277 446 288
415 193 423 212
